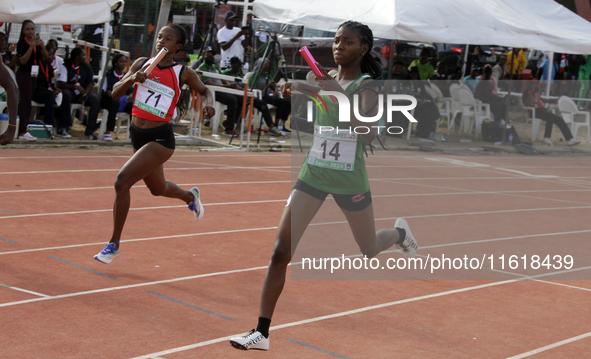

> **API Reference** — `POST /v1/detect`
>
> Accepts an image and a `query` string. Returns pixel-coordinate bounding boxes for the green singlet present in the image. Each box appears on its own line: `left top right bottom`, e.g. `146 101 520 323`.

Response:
298 73 372 195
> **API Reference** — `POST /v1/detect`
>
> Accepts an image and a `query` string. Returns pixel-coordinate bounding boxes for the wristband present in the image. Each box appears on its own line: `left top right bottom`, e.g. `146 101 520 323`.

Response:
8 124 16 127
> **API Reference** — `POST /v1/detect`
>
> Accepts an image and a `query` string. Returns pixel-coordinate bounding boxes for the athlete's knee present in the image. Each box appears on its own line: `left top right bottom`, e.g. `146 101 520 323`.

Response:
114 175 132 194
270 241 291 266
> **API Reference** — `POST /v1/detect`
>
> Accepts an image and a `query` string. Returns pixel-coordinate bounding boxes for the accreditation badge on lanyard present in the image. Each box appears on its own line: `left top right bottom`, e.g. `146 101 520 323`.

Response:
25 38 39 77
308 125 357 171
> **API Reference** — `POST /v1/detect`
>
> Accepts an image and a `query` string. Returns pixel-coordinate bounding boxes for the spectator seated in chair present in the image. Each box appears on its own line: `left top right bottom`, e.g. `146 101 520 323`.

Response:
198 47 241 137
475 65 506 124
462 65 480 93
522 82 580 146
57 47 101 139
221 56 281 135
33 47 62 133
249 58 291 132
101 54 133 141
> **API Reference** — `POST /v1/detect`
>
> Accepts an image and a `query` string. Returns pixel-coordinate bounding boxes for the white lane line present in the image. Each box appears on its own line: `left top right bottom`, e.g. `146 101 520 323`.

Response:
495 168 560 178
533 280 591 293
311 205 591 228
0 199 286 219
130 266 591 359
0 228 588 305
0 180 291 194
506 331 591 358
0 166 293 175
377 179 591 207
423 157 491 167
0 153 292 160
0 283 49 297
130 280 520 358
0 226 279 256
1 215 590 257
0 265 269 308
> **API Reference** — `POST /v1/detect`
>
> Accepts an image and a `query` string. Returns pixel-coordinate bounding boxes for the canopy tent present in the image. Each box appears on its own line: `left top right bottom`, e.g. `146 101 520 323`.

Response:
253 0 591 54
0 0 124 25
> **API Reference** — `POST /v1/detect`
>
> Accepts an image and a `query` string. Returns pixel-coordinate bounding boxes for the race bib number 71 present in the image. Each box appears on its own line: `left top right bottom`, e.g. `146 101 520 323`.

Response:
308 125 357 171
135 79 175 119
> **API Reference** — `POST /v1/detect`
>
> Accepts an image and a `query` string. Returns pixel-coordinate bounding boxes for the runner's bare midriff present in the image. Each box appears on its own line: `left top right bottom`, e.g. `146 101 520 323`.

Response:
132 116 169 129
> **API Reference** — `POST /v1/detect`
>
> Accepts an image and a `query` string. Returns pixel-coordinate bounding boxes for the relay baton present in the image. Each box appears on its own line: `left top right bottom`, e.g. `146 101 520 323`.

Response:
300 46 338 102
136 47 168 84
299 46 323 76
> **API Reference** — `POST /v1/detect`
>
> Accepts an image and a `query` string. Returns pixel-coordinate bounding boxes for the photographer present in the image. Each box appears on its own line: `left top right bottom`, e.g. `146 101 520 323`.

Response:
217 11 249 69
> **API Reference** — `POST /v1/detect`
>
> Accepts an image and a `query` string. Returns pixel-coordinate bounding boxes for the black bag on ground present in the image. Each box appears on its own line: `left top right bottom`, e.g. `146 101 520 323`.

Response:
481 121 504 142
481 121 522 145
415 101 440 138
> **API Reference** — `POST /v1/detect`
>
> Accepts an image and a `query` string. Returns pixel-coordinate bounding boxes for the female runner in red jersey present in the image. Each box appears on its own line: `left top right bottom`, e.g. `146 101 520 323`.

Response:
94 24 215 264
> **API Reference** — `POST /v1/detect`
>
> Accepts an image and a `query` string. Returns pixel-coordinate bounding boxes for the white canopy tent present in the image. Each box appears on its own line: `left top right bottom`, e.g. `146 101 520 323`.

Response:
253 0 591 54
0 0 124 25
254 0 591 97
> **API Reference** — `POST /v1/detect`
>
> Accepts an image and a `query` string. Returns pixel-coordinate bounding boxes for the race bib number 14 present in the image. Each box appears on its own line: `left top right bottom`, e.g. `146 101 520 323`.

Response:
308 125 357 171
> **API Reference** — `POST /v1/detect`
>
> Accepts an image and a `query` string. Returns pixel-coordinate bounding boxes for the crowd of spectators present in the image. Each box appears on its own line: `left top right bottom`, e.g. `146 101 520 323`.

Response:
0 19 133 141
1 16 590 145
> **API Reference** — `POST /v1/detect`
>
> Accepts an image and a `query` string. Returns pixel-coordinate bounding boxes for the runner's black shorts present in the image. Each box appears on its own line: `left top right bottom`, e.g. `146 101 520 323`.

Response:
292 179 372 212
130 121 175 150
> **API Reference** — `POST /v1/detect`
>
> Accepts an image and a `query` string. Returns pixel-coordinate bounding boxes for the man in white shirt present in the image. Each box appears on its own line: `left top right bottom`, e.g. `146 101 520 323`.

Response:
217 11 249 69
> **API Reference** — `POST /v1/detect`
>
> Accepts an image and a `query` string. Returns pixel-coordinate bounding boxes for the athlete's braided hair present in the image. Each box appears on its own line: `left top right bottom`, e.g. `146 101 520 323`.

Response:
338 21 382 80
165 23 189 122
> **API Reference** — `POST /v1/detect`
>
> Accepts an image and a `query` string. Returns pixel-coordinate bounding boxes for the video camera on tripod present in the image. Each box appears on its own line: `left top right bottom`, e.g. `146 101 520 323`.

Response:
250 18 303 87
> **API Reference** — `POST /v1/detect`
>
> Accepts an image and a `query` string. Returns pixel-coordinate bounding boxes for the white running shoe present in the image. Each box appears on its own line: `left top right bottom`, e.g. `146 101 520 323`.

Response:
230 330 269 351
542 138 553 147
188 187 204 220
567 139 581 146
56 128 72 138
94 242 119 264
18 132 37 141
395 218 418 258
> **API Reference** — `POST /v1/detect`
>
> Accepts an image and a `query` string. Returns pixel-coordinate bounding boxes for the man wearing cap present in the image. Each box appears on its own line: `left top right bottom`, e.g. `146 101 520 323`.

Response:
217 11 249 69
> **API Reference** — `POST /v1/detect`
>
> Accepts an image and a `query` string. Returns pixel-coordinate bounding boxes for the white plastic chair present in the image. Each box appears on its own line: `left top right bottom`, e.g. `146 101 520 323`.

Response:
114 112 130 139
558 96 591 141
458 88 491 138
429 83 453 134
425 85 449 132
449 83 463 132
30 101 44 121
523 105 545 141
97 110 129 140
460 83 473 94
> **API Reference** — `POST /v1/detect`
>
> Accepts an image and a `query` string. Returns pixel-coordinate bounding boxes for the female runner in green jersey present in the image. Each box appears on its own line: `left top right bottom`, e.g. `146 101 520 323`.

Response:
230 21 419 351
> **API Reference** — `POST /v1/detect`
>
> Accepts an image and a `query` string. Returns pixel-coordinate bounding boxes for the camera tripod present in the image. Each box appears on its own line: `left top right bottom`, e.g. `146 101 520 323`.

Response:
197 0 227 59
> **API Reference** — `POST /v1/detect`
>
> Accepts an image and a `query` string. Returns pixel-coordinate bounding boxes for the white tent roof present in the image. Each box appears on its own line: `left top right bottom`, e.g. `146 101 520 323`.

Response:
254 0 591 54
0 0 124 25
